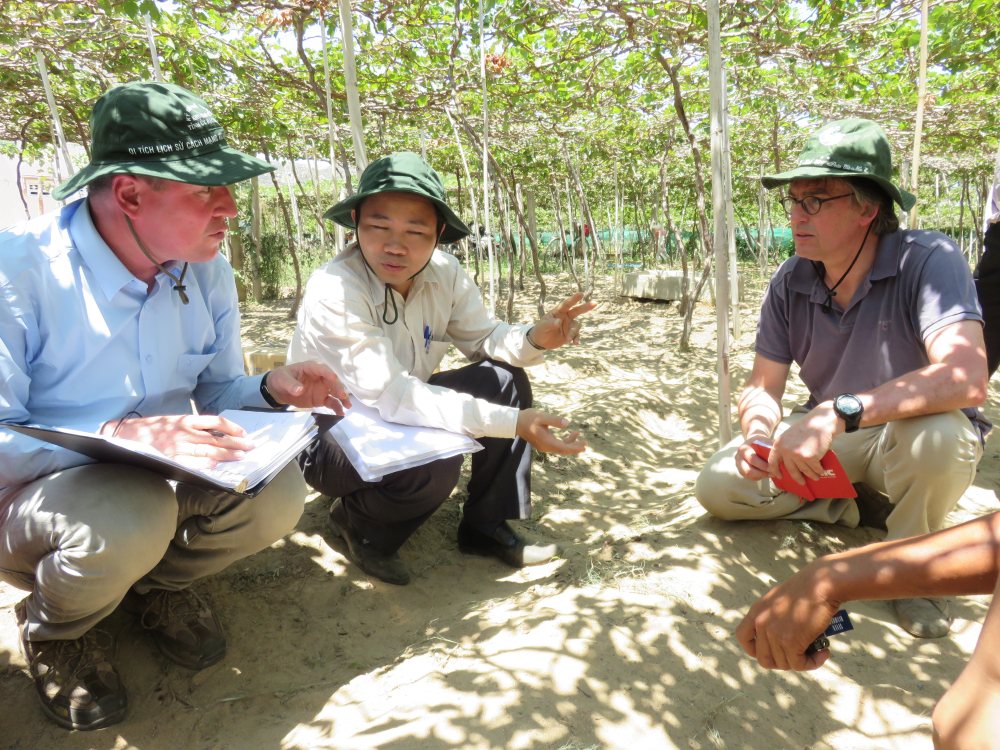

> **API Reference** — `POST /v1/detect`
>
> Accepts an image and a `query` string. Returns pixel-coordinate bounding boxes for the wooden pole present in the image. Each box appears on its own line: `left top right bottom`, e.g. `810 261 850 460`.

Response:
908 0 929 228
144 14 163 82
477 0 495 314
320 12 345 249
708 0 733 445
35 52 75 187
722 68 740 339
337 0 368 170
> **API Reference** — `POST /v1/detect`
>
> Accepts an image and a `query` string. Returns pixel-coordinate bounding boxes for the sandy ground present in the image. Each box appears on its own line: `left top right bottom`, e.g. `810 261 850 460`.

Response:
1 269 998 750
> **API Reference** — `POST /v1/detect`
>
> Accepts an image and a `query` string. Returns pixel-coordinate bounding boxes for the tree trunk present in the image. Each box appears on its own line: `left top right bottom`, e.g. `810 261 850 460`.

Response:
455 114 547 306
290 148 326 253
228 217 247 303
266 150 303 318
14 147 29 220
310 150 328 248
493 179 516 322
551 180 583 294
444 107 481 278
658 148 669 265
285 161 303 251
757 173 771 275
562 141 603 296
515 182 526 290
959 176 967 260
249 176 264 301
525 190 546 316
659 57 715 351
663 182 690 315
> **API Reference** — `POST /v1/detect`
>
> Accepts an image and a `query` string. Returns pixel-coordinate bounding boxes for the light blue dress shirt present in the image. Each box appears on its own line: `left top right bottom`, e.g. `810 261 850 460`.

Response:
0 199 269 491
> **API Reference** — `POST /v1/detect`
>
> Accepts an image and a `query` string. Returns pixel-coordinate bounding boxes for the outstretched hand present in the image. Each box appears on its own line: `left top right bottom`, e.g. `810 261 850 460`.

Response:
265 362 352 413
516 408 587 455
735 562 841 671
528 292 597 350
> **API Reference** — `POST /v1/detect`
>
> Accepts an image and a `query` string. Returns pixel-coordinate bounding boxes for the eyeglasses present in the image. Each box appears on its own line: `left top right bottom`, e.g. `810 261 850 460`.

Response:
780 193 853 217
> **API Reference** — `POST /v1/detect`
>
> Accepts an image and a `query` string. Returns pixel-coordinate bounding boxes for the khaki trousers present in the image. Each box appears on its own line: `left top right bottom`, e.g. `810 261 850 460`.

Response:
0 462 306 642
695 409 982 540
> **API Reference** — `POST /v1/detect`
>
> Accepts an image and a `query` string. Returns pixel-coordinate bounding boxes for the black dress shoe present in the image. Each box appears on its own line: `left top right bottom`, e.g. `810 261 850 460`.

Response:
457 520 560 568
328 500 410 585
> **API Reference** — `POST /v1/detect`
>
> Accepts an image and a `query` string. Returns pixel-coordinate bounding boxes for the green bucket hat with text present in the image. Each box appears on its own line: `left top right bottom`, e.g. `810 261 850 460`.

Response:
761 118 916 211
324 151 471 243
53 82 274 200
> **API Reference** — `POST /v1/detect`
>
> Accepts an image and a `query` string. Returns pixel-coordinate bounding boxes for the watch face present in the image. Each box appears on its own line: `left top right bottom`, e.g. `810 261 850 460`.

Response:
836 394 863 417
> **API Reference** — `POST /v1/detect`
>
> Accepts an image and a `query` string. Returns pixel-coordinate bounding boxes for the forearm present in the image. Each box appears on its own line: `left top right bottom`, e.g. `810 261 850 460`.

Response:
738 385 784 440
813 513 1000 605
847 362 987 429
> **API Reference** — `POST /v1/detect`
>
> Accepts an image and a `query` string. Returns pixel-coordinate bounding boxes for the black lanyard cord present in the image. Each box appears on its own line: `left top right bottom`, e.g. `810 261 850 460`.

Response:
812 221 874 313
124 214 190 304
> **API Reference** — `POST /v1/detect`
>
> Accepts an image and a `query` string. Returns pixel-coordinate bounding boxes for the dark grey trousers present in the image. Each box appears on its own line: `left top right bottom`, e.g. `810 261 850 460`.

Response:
299 359 533 554
975 222 1000 376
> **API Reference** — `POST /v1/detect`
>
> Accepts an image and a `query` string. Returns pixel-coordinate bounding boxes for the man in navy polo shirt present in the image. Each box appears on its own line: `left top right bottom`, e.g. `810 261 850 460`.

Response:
696 118 988 639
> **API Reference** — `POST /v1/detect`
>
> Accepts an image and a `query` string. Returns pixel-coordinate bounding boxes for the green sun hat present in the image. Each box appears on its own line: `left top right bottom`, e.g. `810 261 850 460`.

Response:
761 118 916 211
52 81 274 201
324 151 471 243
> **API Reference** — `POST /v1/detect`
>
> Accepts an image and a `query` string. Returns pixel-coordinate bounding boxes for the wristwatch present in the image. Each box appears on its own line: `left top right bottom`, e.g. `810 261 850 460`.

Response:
833 393 864 433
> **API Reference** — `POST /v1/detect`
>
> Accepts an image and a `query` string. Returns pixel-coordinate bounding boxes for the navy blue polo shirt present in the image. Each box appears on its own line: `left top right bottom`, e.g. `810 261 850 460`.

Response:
755 228 988 433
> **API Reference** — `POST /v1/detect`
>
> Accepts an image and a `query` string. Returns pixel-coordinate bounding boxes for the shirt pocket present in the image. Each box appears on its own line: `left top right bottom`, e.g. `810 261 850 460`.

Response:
425 339 452 374
175 352 218 390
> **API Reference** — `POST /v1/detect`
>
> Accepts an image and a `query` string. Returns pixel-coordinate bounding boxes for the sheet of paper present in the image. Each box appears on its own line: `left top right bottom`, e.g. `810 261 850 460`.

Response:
6 410 316 495
327 403 483 482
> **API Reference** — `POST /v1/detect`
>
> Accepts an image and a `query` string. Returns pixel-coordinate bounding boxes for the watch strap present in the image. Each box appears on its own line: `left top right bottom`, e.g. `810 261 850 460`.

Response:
259 372 282 408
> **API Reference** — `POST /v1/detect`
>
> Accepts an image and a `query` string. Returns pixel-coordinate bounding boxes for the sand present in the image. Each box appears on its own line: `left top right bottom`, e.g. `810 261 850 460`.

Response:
1 271 996 750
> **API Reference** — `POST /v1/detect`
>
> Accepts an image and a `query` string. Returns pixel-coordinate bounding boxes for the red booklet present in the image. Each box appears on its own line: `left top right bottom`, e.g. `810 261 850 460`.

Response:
751 440 857 502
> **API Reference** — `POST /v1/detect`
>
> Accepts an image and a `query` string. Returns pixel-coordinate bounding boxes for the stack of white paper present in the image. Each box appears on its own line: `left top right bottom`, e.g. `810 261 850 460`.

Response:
327 403 483 482
5 409 317 496
201 409 317 491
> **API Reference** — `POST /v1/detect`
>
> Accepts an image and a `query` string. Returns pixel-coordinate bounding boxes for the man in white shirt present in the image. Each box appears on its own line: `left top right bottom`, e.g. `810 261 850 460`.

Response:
288 152 594 585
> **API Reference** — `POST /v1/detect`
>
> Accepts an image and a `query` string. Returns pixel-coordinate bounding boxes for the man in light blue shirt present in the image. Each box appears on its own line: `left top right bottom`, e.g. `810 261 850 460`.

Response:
0 82 349 731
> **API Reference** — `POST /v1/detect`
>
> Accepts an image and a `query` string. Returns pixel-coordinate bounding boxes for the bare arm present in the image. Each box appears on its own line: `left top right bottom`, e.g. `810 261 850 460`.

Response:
933 573 1000 749
733 354 790 481
735 512 1000 671
856 319 988 425
772 319 988 484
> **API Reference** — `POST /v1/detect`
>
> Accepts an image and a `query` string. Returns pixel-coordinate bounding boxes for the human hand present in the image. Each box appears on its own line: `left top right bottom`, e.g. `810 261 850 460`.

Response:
527 292 597 350
103 414 254 466
265 362 352 413
933 648 1000 749
768 403 839 486
735 562 841 671
515 408 587 454
735 436 772 480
